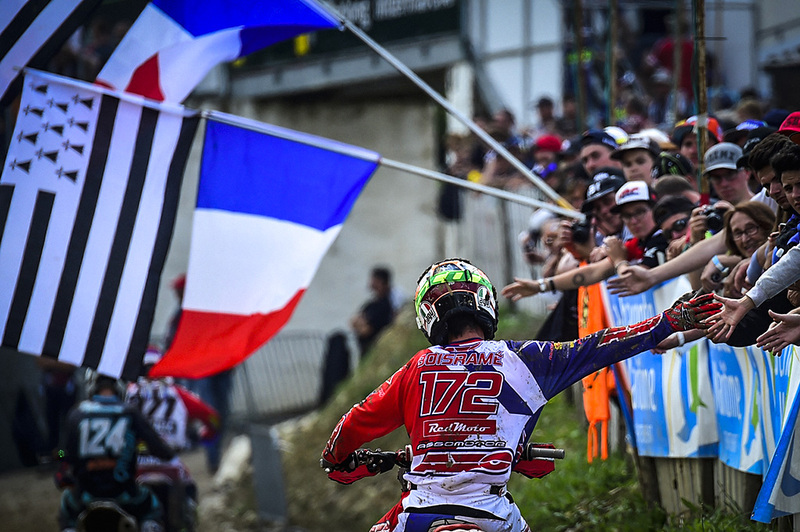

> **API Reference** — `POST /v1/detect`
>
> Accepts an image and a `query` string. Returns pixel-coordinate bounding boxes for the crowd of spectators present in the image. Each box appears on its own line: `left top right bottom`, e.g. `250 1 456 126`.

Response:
482 90 800 354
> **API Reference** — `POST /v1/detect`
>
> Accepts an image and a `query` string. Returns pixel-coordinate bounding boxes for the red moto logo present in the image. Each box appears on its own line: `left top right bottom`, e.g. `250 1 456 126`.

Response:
422 419 496 437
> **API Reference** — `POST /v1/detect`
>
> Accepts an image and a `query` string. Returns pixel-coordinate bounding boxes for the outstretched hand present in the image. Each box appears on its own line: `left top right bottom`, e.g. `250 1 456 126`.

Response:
664 293 722 331
756 310 800 355
501 278 537 302
705 294 755 343
606 264 653 296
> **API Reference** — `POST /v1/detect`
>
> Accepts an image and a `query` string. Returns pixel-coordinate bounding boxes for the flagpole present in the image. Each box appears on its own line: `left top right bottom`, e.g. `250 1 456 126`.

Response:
204 110 583 220
315 0 576 213
378 158 582 220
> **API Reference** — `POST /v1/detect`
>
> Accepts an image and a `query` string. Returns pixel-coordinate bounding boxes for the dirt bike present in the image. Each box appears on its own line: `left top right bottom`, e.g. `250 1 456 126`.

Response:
322 443 565 532
60 455 195 532
75 500 140 532
136 455 197 532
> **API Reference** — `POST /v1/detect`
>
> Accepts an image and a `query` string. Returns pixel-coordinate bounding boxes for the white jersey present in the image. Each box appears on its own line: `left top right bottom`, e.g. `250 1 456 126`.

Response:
126 378 189 451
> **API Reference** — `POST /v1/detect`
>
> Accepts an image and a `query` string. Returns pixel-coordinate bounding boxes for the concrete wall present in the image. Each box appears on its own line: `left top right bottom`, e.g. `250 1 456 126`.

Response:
466 0 564 125
151 96 442 341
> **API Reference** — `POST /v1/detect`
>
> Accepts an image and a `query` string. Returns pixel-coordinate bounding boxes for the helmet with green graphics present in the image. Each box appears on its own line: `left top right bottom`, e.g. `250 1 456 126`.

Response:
414 258 498 345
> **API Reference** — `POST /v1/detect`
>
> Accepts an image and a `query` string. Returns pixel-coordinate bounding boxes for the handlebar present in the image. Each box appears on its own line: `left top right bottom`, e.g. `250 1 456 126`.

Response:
330 442 564 473
524 444 565 460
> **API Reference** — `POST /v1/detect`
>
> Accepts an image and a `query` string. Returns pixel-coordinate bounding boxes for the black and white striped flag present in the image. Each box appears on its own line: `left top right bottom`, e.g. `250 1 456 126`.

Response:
0 0 104 107
0 70 198 379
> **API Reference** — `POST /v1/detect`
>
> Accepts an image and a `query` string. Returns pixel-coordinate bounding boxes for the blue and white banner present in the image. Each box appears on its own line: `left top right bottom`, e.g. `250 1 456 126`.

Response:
753 352 800 522
604 276 717 458
708 342 763 473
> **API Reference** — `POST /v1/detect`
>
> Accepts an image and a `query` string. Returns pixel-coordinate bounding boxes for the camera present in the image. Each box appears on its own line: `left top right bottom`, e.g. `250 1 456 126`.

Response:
570 217 593 245
702 206 725 234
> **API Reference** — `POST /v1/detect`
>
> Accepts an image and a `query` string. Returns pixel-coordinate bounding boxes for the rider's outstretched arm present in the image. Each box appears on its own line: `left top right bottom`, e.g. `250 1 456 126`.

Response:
517 293 721 398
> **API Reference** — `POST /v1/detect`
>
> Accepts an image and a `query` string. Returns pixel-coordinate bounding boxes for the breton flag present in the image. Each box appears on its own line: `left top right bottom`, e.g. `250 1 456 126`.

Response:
752 384 800 522
95 0 340 103
0 0 103 106
0 70 198 379
150 113 379 378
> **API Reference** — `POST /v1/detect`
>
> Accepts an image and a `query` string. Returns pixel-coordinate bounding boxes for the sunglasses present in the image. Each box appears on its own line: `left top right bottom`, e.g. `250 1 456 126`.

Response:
669 217 689 234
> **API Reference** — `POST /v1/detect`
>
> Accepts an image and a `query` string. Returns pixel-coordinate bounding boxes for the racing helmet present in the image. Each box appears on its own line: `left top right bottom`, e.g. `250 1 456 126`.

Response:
414 259 498 345
85 369 124 397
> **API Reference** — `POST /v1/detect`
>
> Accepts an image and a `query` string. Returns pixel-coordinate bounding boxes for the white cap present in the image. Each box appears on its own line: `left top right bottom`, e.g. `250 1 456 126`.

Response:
612 181 656 212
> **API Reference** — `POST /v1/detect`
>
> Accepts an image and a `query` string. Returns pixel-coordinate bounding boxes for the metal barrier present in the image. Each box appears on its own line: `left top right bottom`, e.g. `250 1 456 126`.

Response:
229 330 330 423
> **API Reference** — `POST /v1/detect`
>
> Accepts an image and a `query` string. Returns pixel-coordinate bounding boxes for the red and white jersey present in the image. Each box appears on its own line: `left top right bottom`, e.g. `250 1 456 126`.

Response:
126 378 189 451
323 314 675 521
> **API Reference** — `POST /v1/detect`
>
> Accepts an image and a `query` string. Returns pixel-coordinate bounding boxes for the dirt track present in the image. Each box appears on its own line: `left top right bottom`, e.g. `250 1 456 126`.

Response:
0 448 215 532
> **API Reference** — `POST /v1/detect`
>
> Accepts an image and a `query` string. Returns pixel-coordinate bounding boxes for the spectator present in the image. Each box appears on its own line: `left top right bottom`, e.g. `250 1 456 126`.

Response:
581 168 629 245
671 115 723 177
653 196 696 260
654 174 702 204
320 266 396 404
723 119 767 147
555 94 579 137
700 201 775 295
530 96 558 137
532 134 562 185
579 129 624 177
610 134 661 184
703 143 754 205
502 181 667 302
647 68 689 131
652 152 695 181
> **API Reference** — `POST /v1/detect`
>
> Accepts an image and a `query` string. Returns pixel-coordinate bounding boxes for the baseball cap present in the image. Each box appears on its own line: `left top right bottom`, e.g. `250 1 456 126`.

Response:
764 109 790 129
581 167 626 213
671 115 724 146
535 134 562 153
778 111 800 144
723 119 767 144
610 134 661 160
580 129 619 151
703 142 743 174
652 196 697 228
639 128 677 151
652 152 694 179
612 180 657 213
737 126 778 168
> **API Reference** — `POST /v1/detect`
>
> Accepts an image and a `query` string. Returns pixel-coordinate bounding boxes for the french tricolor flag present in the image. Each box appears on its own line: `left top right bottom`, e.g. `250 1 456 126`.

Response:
150 114 379 379
96 0 340 103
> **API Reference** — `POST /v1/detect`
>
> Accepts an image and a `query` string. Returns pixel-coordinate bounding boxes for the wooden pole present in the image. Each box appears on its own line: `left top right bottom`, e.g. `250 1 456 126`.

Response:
574 0 587 132
694 0 709 202
607 0 618 126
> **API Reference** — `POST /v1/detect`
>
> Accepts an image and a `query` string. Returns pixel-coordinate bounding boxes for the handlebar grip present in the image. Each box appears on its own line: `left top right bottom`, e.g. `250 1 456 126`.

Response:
525 446 565 460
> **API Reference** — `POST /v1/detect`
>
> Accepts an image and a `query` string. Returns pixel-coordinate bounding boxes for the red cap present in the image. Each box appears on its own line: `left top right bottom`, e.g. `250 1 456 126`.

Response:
535 134 562 153
778 111 800 144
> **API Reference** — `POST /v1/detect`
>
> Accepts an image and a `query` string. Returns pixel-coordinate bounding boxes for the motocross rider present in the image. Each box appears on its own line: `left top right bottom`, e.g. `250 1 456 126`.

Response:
125 346 220 524
321 258 719 532
57 373 174 532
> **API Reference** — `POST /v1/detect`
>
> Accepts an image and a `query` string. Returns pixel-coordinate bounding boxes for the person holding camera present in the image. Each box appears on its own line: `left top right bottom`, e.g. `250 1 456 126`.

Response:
503 180 669 301
580 168 631 247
